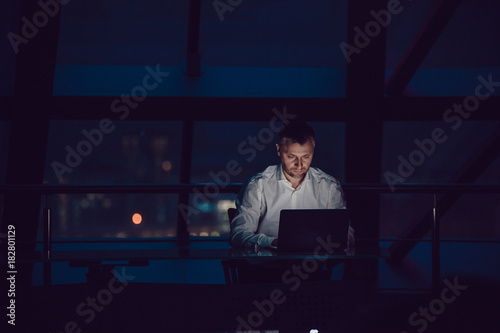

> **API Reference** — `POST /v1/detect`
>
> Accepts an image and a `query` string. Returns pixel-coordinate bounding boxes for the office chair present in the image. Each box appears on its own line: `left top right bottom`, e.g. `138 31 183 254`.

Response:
221 208 244 284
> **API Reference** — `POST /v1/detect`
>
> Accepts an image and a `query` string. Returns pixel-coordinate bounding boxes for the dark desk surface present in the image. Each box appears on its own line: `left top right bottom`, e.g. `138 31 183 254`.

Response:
42 247 389 263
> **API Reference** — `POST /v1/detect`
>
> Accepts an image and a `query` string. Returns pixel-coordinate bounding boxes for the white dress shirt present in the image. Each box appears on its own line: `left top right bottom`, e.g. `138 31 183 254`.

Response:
229 164 347 248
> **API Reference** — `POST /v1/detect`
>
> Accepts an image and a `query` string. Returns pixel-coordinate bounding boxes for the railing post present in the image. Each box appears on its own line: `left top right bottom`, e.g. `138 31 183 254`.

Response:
43 195 52 286
177 121 194 245
431 193 440 293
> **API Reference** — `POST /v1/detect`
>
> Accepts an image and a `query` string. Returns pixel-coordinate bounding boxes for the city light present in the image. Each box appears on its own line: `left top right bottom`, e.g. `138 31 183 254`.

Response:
161 160 172 171
132 213 142 224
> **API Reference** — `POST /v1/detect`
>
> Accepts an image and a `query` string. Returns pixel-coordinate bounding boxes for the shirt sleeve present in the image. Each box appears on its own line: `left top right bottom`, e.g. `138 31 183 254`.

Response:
328 179 347 209
229 178 277 249
328 180 355 248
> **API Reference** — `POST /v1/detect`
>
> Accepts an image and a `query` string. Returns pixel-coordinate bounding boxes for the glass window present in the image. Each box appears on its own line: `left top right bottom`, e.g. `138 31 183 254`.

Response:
189 121 345 236
41 120 182 239
191 121 345 183
380 193 500 240
38 193 179 239
186 193 235 238
54 0 188 96
56 0 188 66
381 121 500 240
44 120 181 183
196 0 347 97
200 0 347 68
53 0 347 97
440 194 500 239
309 121 345 183
382 121 500 184
386 0 500 96
191 121 278 184
379 193 433 238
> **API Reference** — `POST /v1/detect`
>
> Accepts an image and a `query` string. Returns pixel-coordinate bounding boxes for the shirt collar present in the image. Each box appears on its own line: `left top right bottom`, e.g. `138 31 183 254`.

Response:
276 164 311 185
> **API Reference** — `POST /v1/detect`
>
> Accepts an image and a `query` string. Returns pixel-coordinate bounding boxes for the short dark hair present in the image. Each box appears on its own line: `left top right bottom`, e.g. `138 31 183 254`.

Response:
278 120 315 146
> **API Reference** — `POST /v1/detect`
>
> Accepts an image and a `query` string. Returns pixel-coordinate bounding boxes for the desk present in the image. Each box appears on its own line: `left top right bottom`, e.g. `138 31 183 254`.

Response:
26 245 390 331
45 247 389 261
36 246 389 285
222 247 389 284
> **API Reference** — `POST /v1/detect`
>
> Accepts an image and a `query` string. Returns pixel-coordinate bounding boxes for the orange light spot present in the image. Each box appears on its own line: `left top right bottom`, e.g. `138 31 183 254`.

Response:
132 213 142 224
161 160 172 172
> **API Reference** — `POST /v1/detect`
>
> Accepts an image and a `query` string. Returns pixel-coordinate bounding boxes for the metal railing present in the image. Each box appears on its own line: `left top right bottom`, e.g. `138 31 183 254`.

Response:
2 183 500 290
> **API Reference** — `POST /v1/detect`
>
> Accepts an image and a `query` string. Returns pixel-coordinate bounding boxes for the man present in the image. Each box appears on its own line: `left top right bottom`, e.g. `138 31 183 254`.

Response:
229 120 354 249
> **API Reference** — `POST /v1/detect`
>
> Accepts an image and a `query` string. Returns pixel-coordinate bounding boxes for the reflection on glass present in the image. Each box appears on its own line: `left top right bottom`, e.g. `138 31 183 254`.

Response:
187 194 235 237
40 193 178 239
44 121 181 184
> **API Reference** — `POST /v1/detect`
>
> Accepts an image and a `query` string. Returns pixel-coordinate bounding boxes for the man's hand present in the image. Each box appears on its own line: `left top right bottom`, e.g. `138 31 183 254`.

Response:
271 238 278 247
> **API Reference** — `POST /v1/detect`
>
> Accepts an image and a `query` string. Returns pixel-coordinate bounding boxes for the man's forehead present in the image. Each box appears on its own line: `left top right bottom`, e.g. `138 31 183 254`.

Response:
281 140 315 154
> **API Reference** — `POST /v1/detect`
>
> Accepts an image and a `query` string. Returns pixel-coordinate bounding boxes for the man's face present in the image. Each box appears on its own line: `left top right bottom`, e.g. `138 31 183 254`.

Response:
276 139 315 180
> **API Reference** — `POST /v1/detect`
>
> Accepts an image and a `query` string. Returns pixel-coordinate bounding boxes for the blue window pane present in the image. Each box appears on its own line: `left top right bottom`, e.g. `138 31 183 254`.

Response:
197 0 348 97
381 121 500 240
54 0 188 96
386 0 500 95
380 193 500 240
189 121 345 236
38 193 179 239
382 121 500 183
200 0 347 68
53 0 347 97
192 121 345 183
186 193 235 238
191 121 278 184
42 120 182 238
441 194 500 239
309 122 345 183
380 193 433 238
56 0 188 66
44 120 182 183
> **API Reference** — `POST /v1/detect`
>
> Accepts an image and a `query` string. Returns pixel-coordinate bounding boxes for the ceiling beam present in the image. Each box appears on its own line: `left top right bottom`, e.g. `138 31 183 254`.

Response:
185 0 202 77
2 96 500 121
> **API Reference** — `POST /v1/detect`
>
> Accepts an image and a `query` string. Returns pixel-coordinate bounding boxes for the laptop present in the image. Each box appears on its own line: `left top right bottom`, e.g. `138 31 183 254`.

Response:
277 209 350 253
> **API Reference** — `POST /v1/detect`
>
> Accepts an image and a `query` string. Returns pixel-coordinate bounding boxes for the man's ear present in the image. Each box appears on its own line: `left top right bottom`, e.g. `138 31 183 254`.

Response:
276 143 281 156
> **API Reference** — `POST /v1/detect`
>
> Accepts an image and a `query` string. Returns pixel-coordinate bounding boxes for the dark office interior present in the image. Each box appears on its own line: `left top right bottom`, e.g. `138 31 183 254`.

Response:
1 0 500 332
